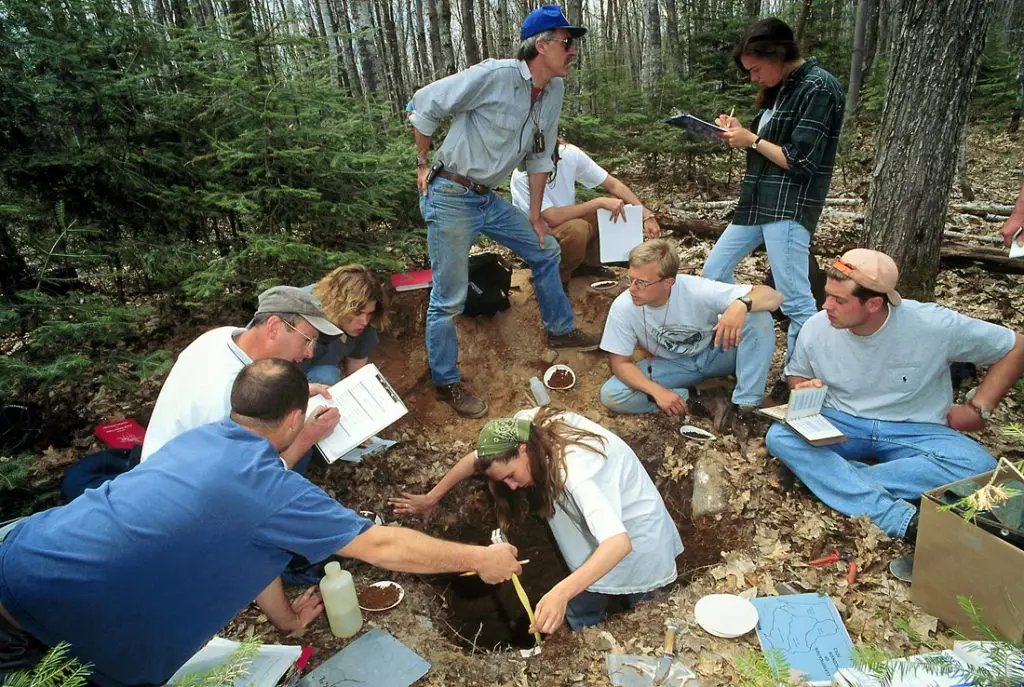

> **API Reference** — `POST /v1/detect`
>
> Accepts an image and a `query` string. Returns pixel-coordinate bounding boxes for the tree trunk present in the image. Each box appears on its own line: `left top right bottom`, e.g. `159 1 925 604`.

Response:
745 0 760 17
955 130 975 202
439 0 457 74
461 0 481 64
641 0 661 92
380 0 407 101
862 0 992 301
663 0 681 78
333 0 364 96
1010 51 1024 133
478 0 491 59
495 0 512 57
0 222 30 298
795 0 814 50
426 0 444 76
319 0 342 86
861 0 880 82
350 0 381 93
413 0 430 80
846 0 871 116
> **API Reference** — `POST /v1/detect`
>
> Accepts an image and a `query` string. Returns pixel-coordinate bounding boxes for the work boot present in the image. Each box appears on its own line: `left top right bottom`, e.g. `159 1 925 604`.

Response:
436 381 488 418
547 329 600 352
570 264 617 280
731 404 768 445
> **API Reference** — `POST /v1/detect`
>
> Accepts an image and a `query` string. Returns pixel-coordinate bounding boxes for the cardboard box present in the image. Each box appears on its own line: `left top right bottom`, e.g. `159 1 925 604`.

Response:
911 468 1024 641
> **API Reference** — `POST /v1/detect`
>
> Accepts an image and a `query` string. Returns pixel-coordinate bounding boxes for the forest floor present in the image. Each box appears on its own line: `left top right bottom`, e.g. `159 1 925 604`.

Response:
9 127 1024 686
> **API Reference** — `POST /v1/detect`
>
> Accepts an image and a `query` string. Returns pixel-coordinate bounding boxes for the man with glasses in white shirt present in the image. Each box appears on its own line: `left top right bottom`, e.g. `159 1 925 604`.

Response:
599 240 781 435
142 286 341 473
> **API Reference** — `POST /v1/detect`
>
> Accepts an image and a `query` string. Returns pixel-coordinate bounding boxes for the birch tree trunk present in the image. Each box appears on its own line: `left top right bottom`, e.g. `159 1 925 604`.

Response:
333 0 363 96
413 0 431 78
862 0 992 300
379 0 407 100
427 0 444 75
663 0 681 78
641 0 661 92
845 0 871 115
439 0 457 74
495 0 512 56
319 0 342 86
462 0 481 64
350 0 381 93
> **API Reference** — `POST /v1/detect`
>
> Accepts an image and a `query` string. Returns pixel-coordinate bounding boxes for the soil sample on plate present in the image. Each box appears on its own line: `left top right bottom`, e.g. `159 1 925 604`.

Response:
359 584 400 610
547 369 574 389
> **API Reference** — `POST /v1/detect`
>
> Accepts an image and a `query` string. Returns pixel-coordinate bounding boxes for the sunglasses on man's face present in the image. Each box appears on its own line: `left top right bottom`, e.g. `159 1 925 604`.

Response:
549 37 576 51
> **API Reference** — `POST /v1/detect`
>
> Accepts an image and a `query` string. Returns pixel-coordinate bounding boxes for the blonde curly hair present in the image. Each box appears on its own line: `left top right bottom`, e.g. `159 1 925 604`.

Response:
312 264 390 332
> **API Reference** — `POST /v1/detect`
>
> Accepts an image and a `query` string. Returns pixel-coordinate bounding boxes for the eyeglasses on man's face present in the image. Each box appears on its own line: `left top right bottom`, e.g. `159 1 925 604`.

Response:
548 36 576 51
281 318 316 350
627 276 666 289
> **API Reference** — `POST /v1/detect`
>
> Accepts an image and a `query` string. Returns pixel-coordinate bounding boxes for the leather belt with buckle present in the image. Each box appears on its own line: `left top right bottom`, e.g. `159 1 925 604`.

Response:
435 169 490 195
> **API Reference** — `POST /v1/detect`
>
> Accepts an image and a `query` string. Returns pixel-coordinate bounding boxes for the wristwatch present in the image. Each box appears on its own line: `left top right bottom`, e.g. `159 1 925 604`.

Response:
967 398 993 422
416 156 430 167
751 136 763 151
737 296 753 312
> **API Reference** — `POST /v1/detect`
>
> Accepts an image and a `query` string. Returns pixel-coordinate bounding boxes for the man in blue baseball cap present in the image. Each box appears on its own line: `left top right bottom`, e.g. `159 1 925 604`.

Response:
407 6 596 420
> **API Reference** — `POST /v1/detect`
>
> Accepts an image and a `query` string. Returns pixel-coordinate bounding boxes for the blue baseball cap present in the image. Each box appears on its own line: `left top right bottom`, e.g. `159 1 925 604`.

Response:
520 5 586 40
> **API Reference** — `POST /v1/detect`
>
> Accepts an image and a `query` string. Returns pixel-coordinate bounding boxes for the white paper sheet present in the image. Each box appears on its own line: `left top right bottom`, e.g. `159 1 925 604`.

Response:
597 204 644 263
306 364 407 463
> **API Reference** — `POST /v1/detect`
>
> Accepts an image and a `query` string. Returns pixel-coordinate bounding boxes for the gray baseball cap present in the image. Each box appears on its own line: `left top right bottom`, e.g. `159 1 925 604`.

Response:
255 286 342 336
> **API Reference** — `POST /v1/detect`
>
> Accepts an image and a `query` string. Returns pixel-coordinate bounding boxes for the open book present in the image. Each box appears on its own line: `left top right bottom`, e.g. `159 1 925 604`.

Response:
306 364 408 464
756 385 846 446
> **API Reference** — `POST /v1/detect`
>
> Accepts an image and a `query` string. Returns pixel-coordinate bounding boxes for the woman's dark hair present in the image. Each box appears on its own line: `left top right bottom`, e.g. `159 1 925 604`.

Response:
475 407 606 529
734 18 801 109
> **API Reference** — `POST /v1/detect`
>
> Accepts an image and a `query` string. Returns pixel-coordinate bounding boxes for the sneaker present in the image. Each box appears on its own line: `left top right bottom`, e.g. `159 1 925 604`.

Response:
547 329 600 351
570 264 617 280
436 381 489 418
903 511 920 542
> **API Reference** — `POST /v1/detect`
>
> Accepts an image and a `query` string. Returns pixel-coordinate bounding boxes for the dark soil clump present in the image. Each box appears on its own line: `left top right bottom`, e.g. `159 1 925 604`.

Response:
358 583 401 610
546 369 574 389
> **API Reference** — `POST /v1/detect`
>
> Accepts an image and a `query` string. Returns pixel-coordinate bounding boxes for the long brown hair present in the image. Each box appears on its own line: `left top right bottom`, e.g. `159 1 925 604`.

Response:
474 408 607 528
734 18 801 109
312 264 391 332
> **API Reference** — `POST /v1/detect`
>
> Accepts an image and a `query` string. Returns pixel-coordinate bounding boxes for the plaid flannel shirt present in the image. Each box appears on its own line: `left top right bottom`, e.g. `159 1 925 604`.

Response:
733 58 844 233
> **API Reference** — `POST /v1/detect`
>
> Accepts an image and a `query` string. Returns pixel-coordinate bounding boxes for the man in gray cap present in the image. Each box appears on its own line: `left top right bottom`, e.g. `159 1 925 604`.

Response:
141 286 342 467
407 5 600 419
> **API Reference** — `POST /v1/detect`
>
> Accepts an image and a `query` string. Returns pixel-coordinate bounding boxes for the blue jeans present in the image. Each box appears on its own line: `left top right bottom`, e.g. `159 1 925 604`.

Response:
703 220 817 360
765 408 997 537
421 178 575 385
599 311 775 412
566 585 672 631
304 364 341 386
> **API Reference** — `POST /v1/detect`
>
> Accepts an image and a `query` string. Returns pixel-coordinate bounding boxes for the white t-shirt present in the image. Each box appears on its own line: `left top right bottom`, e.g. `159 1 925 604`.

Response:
509 143 608 214
141 327 251 461
785 300 1017 425
514 408 683 595
600 276 752 359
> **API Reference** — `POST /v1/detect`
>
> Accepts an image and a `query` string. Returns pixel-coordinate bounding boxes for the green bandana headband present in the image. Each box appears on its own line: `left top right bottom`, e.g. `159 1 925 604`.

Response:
476 417 532 458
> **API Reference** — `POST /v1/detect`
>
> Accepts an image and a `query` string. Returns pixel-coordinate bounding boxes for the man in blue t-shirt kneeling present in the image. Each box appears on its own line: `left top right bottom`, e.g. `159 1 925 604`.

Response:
0 359 522 687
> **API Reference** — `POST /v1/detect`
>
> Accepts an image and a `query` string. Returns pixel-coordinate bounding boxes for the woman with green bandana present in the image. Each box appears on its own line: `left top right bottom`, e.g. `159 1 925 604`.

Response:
389 407 683 634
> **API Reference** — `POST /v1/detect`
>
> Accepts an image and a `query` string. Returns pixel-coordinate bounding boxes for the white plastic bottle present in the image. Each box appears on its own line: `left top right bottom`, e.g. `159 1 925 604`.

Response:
529 376 551 406
320 561 363 638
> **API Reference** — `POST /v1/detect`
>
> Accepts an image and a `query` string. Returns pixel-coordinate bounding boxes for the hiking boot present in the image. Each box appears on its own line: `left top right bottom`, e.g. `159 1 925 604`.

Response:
570 264 617 280
547 329 600 352
774 461 798 491
436 381 489 418
732 404 769 444
690 387 732 432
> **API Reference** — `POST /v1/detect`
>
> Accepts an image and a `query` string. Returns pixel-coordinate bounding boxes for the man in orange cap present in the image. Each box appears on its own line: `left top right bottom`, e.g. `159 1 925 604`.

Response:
765 248 1024 539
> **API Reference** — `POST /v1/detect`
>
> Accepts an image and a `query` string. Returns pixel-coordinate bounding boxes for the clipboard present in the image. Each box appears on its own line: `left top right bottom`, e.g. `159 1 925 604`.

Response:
665 113 728 145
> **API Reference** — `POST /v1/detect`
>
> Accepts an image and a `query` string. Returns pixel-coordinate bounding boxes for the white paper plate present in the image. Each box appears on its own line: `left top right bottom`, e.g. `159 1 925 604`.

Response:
358 581 405 612
543 364 576 390
589 279 619 291
679 425 716 441
694 594 759 638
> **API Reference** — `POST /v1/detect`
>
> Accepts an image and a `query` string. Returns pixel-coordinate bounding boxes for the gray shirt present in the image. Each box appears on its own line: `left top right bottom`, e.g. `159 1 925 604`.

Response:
408 58 562 188
785 301 1017 425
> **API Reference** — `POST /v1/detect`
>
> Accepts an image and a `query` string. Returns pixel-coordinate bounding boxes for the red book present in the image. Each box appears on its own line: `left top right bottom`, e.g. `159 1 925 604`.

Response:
390 269 433 292
94 419 146 449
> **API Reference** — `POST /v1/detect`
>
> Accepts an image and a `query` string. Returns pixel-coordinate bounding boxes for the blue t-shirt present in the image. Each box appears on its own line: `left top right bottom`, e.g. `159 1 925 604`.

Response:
0 420 372 687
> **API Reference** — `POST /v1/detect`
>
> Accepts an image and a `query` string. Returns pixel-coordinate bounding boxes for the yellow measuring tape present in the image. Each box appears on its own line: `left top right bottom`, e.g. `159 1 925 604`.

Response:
511 572 542 647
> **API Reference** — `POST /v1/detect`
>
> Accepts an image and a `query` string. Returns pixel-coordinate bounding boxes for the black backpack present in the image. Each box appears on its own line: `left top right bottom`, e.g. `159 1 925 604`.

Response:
463 253 512 318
